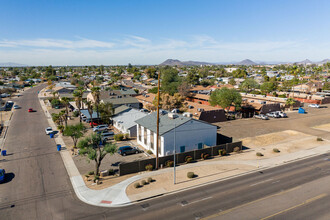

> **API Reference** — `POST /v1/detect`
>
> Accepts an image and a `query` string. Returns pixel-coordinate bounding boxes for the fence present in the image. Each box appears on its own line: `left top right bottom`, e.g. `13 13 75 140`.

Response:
119 141 242 176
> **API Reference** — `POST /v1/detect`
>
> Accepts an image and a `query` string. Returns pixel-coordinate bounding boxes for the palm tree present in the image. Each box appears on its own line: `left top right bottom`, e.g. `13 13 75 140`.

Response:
73 89 83 122
91 87 101 120
286 98 296 111
61 97 70 127
85 100 94 128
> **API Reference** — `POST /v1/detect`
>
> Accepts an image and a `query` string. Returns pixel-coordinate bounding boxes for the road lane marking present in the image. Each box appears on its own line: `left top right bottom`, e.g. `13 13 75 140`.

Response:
201 186 301 220
181 197 213 206
249 179 274 187
260 193 328 220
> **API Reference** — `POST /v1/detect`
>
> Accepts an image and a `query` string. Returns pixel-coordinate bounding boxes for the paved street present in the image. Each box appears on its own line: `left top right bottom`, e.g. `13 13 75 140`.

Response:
0 84 330 220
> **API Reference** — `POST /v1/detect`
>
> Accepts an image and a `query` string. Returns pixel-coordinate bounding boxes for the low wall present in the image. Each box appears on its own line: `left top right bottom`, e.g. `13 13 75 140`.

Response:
119 141 242 176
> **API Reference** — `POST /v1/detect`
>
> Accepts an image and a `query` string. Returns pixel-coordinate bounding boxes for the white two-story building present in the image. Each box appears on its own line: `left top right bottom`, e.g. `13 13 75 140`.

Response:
135 112 217 157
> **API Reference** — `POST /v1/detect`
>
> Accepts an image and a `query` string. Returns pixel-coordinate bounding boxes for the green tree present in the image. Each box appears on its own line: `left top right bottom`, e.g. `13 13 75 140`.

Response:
228 78 236 86
186 70 200 85
73 89 83 122
85 100 94 128
63 123 86 148
161 67 180 95
98 102 114 125
77 133 117 175
240 78 259 92
210 88 242 112
260 82 277 94
91 87 101 120
61 97 70 127
286 98 296 111
148 87 158 94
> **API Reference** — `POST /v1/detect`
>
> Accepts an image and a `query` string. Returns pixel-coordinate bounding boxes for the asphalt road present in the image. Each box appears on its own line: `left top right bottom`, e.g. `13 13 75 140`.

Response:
0 85 330 220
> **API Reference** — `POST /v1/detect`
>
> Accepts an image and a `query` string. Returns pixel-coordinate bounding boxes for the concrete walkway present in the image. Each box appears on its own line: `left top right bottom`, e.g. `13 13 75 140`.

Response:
37 87 330 208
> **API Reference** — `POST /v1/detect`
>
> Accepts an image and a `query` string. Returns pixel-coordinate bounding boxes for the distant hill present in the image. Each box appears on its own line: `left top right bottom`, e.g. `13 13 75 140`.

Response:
236 59 257 65
159 59 211 66
297 59 313 65
0 62 27 67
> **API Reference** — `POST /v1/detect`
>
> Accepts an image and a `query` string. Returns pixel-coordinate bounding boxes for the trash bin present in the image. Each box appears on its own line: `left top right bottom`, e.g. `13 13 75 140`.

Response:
1 150 7 156
57 144 61 151
50 133 54 138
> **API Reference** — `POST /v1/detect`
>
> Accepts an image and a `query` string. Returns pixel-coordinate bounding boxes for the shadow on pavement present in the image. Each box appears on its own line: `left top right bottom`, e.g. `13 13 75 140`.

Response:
0 172 15 184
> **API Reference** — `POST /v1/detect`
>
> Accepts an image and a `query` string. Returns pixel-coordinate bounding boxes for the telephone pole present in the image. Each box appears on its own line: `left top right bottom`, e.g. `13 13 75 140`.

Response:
156 71 161 169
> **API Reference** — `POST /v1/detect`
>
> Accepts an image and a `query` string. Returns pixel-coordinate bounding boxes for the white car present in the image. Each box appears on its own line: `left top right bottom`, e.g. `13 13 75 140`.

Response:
45 127 53 135
254 114 269 120
308 104 320 108
93 124 109 132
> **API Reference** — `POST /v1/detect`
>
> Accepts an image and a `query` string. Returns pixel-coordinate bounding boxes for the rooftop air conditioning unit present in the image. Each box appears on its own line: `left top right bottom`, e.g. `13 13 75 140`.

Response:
168 112 178 119
197 108 204 112
183 112 193 117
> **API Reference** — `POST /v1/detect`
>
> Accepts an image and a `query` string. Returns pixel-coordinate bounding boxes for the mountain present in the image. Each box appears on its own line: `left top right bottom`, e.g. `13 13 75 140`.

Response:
236 59 257 65
159 59 211 66
0 62 27 67
297 59 313 65
319 59 330 64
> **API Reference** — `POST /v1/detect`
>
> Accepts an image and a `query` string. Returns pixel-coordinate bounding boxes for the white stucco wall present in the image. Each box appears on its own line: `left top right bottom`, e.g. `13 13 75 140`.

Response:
137 120 216 157
162 120 217 156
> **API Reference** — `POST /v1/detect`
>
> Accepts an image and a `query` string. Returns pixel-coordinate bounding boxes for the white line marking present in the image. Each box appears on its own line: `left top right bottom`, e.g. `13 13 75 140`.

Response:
250 178 274 187
182 196 213 206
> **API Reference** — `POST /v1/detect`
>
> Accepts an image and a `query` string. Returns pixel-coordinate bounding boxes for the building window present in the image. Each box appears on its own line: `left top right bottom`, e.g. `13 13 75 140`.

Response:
150 132 154 150
180 146 185 153
138 125 142 142
198 143 203 149
144 127 148 145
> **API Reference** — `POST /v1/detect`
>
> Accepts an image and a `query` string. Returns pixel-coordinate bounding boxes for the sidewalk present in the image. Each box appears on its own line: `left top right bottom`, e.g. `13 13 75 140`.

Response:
37 87 330 207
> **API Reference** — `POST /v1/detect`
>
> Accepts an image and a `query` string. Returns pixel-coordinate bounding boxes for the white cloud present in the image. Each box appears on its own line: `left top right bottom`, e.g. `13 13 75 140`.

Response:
0 35 328 65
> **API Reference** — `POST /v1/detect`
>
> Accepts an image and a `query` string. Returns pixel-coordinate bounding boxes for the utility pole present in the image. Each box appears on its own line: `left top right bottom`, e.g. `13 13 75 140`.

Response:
156 71 161 170
173 123 176 184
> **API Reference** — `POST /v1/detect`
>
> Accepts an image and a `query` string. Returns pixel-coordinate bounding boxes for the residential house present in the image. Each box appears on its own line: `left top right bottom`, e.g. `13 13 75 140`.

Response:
135 112 217 156
112 107 147 137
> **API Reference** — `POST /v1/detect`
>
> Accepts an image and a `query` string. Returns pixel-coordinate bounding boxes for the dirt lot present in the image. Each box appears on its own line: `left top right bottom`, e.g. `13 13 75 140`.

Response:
215 104 330 141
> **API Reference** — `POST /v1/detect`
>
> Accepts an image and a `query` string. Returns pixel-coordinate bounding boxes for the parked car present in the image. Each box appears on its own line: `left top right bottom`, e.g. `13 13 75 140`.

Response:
118 146 139 156
266 112 280 118
171 109 180 113
90 121 99 126
101 131 115 141
13 105 20 109
28 108 34 112
275 111 287 118
45 127 53 135
308 104 320 108
254 114 269 120
0 169 5 183
93 124 109 132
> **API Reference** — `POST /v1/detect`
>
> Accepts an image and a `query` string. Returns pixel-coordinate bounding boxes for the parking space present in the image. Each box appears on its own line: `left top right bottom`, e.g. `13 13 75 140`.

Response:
215 103 330 142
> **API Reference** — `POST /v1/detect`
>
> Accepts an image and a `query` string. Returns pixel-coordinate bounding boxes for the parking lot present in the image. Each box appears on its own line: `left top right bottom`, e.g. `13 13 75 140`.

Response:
214 104 330 142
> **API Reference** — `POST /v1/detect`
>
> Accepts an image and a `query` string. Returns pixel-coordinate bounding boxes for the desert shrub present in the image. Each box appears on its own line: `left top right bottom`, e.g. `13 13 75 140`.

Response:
273 148 280 153
134 183 140 188
114 134 124 141
233 147 240 153
141 180 147 185
165 160 174 167
147 177 153 183
108 169 114 175
317 137 323 141
185 156 193 163
88 171 94 175
145 164 153 171
147 150 153 155
201 153 209 160
73 111 80 117
187 172 195 178
256 152 264 157
219 149 227 156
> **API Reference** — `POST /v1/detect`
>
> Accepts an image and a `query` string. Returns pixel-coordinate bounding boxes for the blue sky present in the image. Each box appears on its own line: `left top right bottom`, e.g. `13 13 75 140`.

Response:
1 0 330 65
